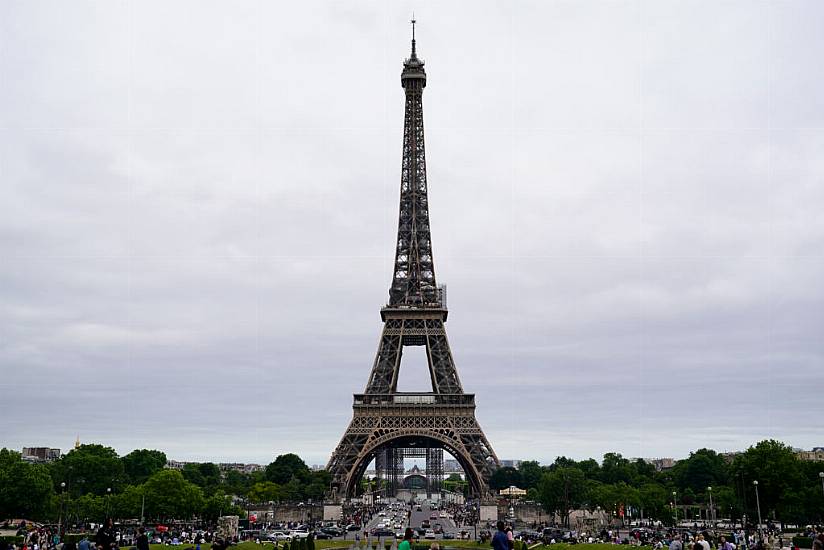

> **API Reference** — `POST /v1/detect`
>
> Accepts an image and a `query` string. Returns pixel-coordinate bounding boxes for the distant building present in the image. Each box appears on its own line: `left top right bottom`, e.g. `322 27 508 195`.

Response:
500 460 522 469
720 451 741 463
643 458 676 471
444 459 463 473
165 460 192 470
218 462 264 474
22 447 61 462
796 447 824 462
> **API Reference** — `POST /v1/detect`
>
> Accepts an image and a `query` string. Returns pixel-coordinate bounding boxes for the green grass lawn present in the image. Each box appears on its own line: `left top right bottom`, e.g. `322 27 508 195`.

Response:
148 542 655 550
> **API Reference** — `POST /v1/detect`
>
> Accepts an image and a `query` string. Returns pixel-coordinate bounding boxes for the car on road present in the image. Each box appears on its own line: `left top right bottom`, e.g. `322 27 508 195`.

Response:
430 514 438 520
424 530 436 539
371 528 395 538
267 532 291 542
439 512 448 518
433 524 443 534
442 532 455 540
321 527 343 537
421 520 430 529
312 532 332 540
416 506 422 512
346 524 361 532
291 531 310 540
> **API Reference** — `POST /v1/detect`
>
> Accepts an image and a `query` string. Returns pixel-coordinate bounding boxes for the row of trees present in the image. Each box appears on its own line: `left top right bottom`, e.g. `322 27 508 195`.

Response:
0 445 329 523
3 439 822 526
492 440 824 527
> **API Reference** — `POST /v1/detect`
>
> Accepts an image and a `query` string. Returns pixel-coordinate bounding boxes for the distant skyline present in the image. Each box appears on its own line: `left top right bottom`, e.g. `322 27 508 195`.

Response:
2 1 823 466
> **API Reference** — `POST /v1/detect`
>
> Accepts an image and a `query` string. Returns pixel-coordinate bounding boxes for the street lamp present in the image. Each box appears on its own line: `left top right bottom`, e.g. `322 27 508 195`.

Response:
819 472 824 496
707 486 714 527
106 487 112 519
59 482 66 538
752 480 762 536
672 491 678 526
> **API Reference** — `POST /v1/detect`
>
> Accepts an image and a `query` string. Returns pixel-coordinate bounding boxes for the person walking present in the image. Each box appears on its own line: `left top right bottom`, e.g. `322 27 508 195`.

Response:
670 534 683 550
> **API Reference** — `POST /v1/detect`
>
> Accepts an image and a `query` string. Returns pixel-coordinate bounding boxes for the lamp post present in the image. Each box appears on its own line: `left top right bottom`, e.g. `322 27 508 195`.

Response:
59 482 66 538
752 480 762 536
672 491 678 527
819 472 824 497
106 487 112 519
707 486 714 527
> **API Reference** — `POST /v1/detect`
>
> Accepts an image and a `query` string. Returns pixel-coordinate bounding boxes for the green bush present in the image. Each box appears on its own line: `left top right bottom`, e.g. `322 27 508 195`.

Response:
793 537 813 549
0 537 24 545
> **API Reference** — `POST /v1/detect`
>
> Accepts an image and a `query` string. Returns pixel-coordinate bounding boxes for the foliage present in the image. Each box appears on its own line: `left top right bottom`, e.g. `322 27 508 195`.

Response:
489 467 522 490
517 460 544 490
50 444 125 497
265 454 310 485
730 439 804 522
142 469 204 520
670 449 728 494
122 449 167 485
537 467 586 526
0 449 55 519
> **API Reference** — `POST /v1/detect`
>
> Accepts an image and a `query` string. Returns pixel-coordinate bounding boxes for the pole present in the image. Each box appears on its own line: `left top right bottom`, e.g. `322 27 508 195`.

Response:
753 481 762 537
819 472 824 497
708 487 714 528
141 495 145 527
672 492 678 527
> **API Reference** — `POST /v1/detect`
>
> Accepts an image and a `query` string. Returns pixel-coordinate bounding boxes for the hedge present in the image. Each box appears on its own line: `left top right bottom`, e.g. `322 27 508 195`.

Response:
792 537 813 549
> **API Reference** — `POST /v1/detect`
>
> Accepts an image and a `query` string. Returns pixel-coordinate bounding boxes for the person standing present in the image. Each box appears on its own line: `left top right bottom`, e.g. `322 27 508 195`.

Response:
135 528 149 550
669 534 683 550
399 528 414 550
492 522 509 550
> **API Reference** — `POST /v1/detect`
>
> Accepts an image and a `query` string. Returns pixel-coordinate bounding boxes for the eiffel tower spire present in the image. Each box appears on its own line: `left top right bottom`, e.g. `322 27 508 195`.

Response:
389 19 436 307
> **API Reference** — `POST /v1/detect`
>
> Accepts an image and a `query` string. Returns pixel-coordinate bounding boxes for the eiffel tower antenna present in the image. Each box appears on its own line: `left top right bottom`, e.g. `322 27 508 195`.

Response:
326 26 500 503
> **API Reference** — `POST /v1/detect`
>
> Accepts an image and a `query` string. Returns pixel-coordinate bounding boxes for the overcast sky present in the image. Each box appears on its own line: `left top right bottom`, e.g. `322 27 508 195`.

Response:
1 0 823 467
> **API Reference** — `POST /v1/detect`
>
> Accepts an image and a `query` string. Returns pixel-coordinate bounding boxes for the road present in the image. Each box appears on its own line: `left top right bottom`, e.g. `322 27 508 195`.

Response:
362 500 469 541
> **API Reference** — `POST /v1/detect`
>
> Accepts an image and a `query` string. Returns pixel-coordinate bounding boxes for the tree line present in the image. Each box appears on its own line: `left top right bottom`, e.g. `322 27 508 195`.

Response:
0 445 330 523
489 440 824 527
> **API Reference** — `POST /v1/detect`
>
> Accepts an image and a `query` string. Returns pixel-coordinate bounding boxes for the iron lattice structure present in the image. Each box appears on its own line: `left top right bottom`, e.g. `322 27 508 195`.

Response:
326 28 500 502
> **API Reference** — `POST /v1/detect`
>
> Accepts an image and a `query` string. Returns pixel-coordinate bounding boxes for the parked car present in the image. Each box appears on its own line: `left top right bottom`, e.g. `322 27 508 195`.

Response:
346 524 361 532
421 520 431 529
442 532 455 540
312 532 332 540
424 530 436 539
433 524 443 534
291 531 310 540
267 532 291 542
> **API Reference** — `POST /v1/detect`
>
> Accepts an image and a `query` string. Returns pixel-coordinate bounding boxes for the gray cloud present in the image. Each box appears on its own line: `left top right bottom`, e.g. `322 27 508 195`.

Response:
1 0 823 466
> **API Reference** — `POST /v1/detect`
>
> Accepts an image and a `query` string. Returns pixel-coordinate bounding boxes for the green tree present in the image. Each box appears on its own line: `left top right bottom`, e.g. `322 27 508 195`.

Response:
537 467 586 527
490 467 522 490
142 469 204 521
600 453 634 485
111 484 144 520
223 469 252 496
71 493 106 523
265 454 310 485
202 491 244 523
122 449 167 485
639 483 669 521
730 440 804 522
50 444 125 496
0 449 55 519
518 461 544 490
672 449 728 494
248 481 283 503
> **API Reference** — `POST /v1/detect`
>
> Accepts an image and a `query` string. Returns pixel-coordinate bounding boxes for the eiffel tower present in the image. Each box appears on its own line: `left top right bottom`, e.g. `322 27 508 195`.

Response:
326 21 500 501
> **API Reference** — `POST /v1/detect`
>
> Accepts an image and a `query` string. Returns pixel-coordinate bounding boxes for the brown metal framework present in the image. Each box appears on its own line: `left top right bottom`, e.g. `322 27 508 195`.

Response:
326 26 500 502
